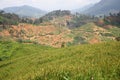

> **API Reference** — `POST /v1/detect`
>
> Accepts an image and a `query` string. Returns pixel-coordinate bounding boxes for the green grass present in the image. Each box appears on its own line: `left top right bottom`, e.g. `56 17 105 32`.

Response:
109 27 120 37
70 23 120 44
0 41 120 80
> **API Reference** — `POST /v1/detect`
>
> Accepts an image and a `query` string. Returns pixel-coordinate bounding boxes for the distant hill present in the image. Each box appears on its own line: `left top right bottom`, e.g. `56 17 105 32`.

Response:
34 10 72 24
83 0 120 16
42 10 71 19
72 4 94 13
3 5 47 18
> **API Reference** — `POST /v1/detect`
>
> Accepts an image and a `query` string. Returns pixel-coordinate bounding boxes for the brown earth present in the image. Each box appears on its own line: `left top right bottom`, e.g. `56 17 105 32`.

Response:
0 23 73 47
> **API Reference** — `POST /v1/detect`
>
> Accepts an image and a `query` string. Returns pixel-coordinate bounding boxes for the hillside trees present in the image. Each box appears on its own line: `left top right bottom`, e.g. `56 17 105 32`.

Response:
21 18 34 24
104 12 120 27
34 10 71 24
0 10 37 30
0 10 20 29
67 14 97 28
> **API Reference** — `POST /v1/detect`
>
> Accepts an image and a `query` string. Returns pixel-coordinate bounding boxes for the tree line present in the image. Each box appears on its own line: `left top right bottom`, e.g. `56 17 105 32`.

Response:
104 12 120 27
0 10 20 29
0 10 36 29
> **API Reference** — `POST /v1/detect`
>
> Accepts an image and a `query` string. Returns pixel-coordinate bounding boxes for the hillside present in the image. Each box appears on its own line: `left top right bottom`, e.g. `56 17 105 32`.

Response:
0 2 120 80
0 23 73 48
0 41 120 80
0 22 120 47
0 1 120 80
83 0 120 16
0 10 120 47
40 10 72 22
3 5 47 18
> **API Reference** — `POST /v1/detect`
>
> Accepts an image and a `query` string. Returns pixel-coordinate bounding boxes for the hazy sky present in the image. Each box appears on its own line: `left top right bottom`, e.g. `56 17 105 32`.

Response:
0 0 101 11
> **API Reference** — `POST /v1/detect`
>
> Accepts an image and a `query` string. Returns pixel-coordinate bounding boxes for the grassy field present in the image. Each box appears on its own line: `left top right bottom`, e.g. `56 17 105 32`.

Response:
0 41 120 80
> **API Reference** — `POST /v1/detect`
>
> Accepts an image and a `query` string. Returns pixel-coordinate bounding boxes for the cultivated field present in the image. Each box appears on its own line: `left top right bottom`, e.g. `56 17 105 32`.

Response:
0 41 120 80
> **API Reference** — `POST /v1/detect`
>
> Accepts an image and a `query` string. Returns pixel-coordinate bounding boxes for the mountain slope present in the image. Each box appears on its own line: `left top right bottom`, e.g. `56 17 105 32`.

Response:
83 0 120 16
0 23 73 48
72 4 94 13
3 5 47 18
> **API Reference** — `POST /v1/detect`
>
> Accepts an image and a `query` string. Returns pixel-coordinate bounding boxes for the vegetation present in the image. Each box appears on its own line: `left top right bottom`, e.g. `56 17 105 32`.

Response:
67 14 97 28
104 12 120 27
0 11 20 30
34 10 71 25
0 10 120 47
0 41 120 80
0 10 37 28
0 5 120 80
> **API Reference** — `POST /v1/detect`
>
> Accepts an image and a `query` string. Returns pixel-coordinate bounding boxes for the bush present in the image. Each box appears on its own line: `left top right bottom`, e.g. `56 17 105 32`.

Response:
115 37 120 41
